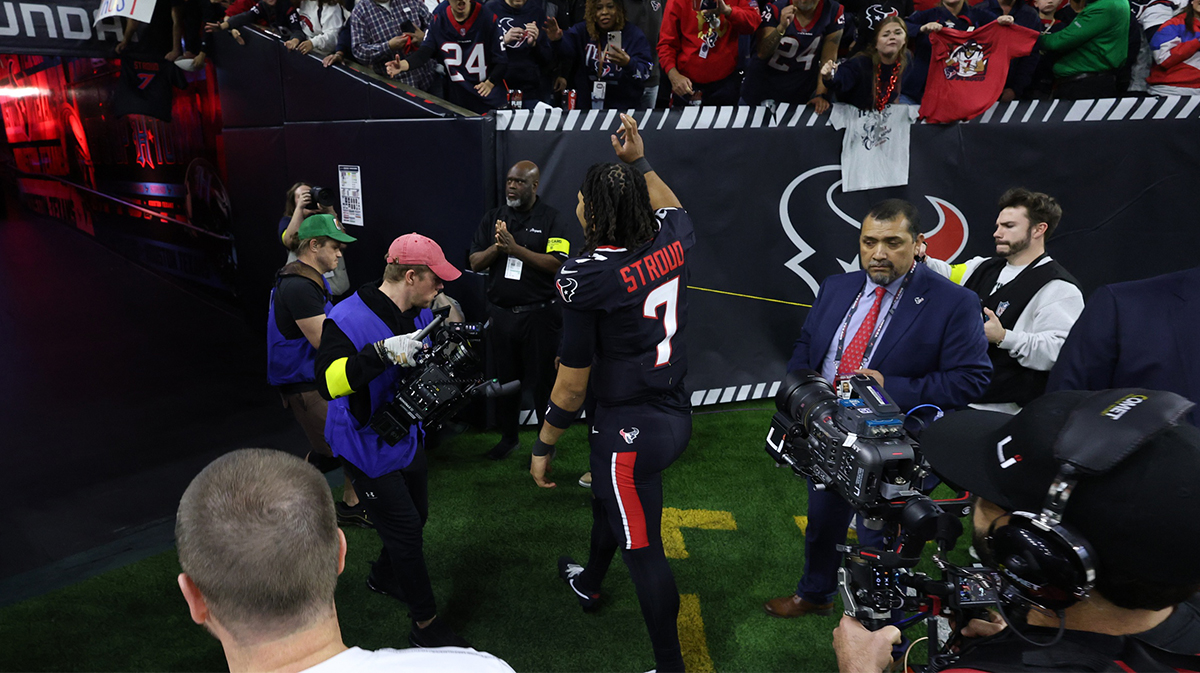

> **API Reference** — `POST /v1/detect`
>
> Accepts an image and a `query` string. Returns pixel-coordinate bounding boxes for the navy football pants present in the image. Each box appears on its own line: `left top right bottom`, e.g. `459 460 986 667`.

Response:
574 403 691 673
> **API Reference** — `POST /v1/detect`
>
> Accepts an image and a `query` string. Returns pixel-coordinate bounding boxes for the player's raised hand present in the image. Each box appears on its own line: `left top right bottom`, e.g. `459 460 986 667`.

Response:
610 113 645 164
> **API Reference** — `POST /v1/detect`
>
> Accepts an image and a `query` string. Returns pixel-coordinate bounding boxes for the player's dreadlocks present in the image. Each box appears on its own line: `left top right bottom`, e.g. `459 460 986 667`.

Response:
580 162 657 252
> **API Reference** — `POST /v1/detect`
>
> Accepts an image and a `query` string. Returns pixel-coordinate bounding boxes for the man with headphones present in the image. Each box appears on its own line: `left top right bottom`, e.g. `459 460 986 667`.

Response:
832 388 1200 672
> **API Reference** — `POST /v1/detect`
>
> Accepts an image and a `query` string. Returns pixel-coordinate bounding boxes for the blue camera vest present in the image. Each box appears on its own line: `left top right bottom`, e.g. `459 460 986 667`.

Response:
323 291 434 477
267 273 333 387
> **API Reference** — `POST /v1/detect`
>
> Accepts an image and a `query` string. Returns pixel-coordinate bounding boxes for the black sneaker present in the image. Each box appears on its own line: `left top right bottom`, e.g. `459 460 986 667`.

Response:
409 617 471 648
558 555 599 612
484 438 519 461
336 501 373 529
365 566 407 602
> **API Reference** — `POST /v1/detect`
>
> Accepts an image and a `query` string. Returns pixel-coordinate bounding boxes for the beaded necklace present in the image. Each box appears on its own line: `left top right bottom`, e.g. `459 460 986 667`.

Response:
874 61 899 112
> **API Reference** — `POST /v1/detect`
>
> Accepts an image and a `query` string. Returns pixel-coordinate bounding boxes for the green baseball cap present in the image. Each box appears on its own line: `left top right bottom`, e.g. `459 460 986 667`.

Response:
298 214 357 244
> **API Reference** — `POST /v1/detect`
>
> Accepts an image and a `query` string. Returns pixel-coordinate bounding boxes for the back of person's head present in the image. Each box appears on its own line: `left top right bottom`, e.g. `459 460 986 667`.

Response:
176 449 340 641
997 187 1063 238
923 389 1200 612
866 198 920 239
580 162 656 251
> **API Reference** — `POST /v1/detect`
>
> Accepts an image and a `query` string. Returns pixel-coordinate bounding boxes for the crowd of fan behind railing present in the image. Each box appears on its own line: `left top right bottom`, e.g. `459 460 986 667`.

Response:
156 0 1198 120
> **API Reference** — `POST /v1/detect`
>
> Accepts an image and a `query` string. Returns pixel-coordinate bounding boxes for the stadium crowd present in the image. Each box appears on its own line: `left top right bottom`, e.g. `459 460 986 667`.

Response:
121 0 1199 120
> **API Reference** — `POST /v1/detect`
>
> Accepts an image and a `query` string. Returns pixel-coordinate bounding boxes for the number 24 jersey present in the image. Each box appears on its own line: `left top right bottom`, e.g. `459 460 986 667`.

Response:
555 207 696 408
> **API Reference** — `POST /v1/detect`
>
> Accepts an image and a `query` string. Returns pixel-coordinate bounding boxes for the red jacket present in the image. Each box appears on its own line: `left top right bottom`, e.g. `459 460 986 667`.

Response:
658 0 761 83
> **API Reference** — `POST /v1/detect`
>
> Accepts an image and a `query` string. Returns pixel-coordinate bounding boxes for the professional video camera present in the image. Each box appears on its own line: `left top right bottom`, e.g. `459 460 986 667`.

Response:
306 186 337 210
765 370 1002 666
370 306 517 445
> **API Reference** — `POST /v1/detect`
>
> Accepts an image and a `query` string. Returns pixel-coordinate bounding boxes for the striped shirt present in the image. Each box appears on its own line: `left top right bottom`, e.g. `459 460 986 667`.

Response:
350 0 441 92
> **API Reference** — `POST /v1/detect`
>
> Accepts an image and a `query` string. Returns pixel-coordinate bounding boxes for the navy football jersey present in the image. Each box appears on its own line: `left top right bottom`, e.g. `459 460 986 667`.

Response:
741 0 845 105
426 0 509 108
555 208 696 407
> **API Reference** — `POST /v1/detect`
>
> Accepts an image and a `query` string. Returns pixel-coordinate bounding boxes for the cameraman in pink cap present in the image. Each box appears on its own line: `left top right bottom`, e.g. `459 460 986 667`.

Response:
315 233 473 649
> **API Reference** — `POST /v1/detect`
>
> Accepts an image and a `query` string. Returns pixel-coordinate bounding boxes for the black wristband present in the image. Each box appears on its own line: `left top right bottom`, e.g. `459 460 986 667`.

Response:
630 156 653 175
531 437 555 457
544 400 576 429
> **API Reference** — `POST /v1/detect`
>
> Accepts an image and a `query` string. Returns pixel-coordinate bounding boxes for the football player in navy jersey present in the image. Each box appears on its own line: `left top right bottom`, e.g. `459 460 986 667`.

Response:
740 0 845 109
386 0 511 112
528 114 693 673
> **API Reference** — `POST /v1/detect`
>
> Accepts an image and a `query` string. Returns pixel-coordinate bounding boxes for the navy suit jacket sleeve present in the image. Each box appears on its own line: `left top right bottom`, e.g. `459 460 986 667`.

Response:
1046 285 1118 392
881 287 991 412
787 278 832 374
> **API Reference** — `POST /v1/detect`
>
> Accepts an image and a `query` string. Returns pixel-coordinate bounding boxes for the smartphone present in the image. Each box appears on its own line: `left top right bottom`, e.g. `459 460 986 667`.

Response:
545 2 558 19
607 30 621 51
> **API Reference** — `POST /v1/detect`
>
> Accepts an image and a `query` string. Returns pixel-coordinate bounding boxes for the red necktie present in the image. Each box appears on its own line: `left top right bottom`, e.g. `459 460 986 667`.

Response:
839 287 887 376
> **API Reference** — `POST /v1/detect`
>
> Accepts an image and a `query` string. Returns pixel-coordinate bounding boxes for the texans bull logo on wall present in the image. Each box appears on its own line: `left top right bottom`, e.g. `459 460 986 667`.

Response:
779 164 969 299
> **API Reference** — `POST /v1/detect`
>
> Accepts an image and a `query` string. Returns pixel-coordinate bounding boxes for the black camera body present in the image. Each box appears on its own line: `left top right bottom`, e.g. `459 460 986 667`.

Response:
307 186 337 210
766 371 923 519
370 310 487 446
765 370 990 647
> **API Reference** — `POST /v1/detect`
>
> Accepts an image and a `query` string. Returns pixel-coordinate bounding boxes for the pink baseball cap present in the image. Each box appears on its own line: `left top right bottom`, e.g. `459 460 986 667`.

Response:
385 233 462 281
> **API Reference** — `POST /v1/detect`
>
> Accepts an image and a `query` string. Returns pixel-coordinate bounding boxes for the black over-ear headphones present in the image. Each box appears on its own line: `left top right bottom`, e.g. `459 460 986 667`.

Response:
986 390 1194 612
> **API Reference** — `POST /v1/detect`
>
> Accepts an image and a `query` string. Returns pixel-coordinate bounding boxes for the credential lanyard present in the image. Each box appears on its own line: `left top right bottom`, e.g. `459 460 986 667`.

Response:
833 266 914 373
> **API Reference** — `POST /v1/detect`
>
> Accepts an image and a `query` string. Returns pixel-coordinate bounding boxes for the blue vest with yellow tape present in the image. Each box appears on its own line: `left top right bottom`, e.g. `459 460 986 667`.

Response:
323 291 434 478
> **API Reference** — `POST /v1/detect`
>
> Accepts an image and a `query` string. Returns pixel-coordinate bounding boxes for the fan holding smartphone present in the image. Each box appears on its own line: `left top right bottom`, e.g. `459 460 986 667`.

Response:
546 0 654 109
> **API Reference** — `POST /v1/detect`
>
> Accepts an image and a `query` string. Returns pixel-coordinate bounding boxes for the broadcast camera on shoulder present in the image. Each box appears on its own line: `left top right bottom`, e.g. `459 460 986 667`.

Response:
370 305 518 445
764 370 999 654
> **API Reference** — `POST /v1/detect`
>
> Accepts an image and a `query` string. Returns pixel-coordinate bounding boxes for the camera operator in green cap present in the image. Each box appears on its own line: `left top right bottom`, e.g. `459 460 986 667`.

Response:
267 213 367 528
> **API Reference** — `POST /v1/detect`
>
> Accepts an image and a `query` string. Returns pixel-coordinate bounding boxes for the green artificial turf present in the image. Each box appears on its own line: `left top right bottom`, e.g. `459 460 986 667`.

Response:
0 402 975 672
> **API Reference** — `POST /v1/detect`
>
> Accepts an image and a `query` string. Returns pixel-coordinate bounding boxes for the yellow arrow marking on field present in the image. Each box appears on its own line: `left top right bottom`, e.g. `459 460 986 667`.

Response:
662 508 738 559
661 508 737 672
678 594 714 673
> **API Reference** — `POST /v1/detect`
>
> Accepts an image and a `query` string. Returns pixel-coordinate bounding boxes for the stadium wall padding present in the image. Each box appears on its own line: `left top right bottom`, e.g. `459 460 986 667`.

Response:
495 101 1200 404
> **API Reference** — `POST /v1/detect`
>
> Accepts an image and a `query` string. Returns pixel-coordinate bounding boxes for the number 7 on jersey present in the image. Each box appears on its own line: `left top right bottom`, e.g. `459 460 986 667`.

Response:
643 277 680 367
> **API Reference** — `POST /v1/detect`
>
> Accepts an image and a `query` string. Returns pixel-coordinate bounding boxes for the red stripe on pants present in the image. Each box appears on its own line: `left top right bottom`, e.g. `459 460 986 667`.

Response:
614 452 648 550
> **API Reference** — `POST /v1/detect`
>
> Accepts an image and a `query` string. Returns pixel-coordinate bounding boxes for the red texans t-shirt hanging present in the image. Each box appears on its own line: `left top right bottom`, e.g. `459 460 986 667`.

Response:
918 22 1039 124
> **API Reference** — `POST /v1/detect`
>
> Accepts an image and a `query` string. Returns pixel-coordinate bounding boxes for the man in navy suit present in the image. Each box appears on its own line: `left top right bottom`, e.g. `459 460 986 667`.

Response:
764 199 991 619
1047 267 1200 427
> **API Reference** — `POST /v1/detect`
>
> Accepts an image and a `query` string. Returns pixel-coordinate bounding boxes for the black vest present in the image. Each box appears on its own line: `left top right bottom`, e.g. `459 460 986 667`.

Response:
946 624 1200 672
962 256 1079 406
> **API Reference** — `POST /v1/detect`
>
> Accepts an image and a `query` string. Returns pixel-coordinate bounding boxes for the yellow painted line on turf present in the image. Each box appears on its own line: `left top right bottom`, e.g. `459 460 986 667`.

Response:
794 515 858 541
662 508 737 559
678 594 715 673
688 285 812 308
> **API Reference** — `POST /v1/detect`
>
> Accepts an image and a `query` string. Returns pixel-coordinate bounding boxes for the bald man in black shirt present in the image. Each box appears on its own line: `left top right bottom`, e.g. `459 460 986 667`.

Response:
470 161 579 460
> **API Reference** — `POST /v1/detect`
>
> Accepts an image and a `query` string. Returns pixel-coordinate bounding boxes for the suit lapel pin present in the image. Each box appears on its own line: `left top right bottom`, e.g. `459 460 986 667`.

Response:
914 297 925 305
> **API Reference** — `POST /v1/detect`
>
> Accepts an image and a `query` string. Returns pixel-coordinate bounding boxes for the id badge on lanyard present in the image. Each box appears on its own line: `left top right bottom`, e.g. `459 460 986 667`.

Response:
832 268 914 396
